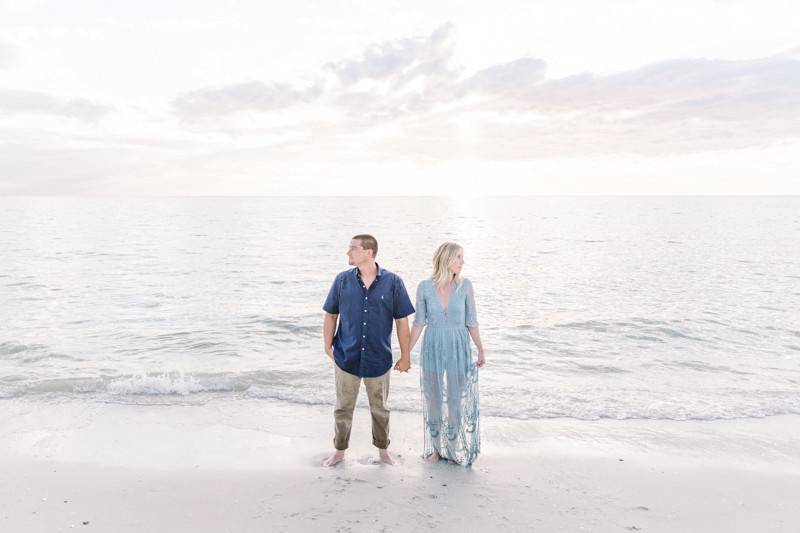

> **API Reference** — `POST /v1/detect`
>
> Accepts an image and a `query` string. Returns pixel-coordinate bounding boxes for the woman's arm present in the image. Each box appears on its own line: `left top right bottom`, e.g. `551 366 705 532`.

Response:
409 282 427 353
468 326 485 367
465 279 485 366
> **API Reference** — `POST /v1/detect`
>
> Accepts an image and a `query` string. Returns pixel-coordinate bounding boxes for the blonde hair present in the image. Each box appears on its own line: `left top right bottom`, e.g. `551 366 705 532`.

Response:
431 242 464 290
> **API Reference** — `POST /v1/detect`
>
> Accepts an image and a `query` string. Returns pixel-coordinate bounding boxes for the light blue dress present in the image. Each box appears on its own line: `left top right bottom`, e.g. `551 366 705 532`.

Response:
414 277 480 466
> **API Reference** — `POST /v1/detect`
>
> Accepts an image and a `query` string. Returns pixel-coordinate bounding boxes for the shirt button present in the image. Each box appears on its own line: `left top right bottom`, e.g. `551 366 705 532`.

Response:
364 309 367 312
363 322 366 325
362 335 365 338
362 347 365 351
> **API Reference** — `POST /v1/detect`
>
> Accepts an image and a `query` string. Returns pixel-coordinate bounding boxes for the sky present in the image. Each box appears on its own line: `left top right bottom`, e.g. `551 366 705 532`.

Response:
1 0 799 195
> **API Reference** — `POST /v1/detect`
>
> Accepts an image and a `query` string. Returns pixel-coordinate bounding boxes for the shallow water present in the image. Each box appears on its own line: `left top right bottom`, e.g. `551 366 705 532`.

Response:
1 196 798 420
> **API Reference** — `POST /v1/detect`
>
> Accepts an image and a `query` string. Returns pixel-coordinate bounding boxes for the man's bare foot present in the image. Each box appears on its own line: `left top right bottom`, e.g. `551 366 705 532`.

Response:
378 448 395 465
425 450 441 463
323 450 345 467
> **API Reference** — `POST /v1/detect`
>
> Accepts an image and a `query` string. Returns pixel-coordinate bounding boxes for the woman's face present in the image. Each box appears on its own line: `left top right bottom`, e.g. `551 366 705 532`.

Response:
448 249 465 275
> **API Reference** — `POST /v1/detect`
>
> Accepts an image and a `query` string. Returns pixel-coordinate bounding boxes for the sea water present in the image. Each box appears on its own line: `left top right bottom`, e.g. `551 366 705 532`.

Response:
1 196 798 421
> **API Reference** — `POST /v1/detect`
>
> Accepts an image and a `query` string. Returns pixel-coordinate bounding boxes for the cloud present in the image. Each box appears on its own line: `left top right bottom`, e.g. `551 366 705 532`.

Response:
0 142 140 194
171 80 319 121
171 40 800 158
171 24 460 122
3 24 799 196
0 89 112 121
167 22 800 156
502 56 800 114
323 23 457 88
462 55 800 155
456 57 547 96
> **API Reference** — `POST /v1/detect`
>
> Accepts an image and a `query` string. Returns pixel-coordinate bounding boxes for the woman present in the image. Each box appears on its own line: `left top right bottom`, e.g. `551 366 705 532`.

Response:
407 242 485 466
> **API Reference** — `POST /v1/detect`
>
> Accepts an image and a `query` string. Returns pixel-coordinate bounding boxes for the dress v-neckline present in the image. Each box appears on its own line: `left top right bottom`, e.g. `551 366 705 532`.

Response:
434 280 454 314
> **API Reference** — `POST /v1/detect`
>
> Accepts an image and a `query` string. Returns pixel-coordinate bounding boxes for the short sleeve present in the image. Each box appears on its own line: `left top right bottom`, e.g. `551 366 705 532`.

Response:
322 275 340 314
392 276 415 319
465 278 479 328
413 281 427 327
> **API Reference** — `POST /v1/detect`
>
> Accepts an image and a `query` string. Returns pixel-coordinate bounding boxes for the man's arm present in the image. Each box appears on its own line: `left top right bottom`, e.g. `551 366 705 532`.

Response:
409 323 424 353
393 317 411 372
323 312 338 360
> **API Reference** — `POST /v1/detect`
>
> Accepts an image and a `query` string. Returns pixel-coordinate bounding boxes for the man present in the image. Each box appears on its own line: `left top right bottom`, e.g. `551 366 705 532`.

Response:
322 234 414 466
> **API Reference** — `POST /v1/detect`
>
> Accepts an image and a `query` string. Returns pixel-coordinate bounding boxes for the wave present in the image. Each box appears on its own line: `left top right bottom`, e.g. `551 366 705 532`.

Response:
2 370 800 422
105 373 232 396
0 341 82 363
236 316 320 338
0 341 49 356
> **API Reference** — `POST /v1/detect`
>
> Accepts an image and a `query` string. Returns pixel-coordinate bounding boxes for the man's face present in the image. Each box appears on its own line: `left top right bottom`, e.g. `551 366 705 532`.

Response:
347 239 371 265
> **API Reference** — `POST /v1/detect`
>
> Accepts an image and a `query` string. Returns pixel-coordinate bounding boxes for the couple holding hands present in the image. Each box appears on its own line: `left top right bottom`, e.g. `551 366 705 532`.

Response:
322 234 485 467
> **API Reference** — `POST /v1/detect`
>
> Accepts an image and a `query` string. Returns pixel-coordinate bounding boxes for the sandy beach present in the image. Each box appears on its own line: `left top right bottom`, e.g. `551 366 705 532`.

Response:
2 398 799 533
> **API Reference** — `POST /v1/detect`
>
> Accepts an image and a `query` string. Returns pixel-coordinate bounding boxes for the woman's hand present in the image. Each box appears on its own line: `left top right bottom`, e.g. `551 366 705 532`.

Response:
476 350 486 367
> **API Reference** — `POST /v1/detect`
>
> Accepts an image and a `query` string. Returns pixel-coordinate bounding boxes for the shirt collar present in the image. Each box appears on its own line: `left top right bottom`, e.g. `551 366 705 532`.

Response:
355 262 383 279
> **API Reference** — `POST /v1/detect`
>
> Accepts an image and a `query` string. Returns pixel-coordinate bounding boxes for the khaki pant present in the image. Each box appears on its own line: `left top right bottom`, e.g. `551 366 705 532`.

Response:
333 364 391 450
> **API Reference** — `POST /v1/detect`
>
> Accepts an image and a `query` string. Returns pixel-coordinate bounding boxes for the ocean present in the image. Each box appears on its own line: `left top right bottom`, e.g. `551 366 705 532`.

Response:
1 196 798 421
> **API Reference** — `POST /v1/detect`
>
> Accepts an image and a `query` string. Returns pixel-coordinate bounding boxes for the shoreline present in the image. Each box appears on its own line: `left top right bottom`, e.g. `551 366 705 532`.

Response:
1 398 799 532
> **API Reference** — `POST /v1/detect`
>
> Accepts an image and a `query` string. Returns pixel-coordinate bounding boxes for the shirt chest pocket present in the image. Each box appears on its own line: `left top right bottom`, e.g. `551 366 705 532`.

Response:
376 290 394 313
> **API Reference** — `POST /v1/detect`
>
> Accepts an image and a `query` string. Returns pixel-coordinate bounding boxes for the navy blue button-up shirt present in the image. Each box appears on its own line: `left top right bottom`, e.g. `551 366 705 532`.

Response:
323 263 415 377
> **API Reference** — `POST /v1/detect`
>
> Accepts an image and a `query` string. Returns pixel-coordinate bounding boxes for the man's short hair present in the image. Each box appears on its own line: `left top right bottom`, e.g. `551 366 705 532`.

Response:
352 234 378 258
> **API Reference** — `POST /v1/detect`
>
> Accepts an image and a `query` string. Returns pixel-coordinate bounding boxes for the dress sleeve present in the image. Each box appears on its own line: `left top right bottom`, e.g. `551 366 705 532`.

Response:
465 278 479 328
413 281 427 327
